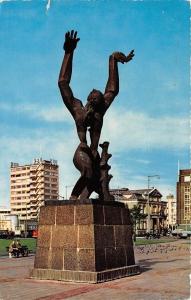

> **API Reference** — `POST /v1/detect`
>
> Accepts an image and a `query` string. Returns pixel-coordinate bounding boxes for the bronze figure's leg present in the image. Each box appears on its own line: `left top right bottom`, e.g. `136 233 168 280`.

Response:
70 143 94 200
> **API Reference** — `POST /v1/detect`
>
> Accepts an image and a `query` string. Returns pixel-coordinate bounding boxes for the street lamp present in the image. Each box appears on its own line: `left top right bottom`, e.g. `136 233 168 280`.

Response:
25 202 28 238
147 175 160 233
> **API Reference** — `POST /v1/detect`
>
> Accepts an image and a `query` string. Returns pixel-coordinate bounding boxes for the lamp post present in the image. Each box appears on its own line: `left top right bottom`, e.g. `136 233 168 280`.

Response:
147 175 160 233
25 202 28 238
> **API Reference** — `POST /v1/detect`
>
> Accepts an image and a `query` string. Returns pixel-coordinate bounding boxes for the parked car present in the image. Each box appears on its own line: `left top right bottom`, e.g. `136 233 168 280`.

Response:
171 229 183 236
178 231 191 239
145 231 160 239
0 230 9 239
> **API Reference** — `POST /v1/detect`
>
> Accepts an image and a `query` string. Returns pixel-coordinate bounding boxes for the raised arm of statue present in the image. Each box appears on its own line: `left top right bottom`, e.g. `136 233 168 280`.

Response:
103 50 134 112
58 31 80 117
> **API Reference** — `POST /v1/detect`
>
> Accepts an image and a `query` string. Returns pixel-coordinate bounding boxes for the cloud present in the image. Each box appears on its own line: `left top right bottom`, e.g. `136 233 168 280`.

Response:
0 0 15 3
0 0 31 2
101 108 189 152
0 129 79 206
1 103 189 152
135 159 151 165
0 103 189 206
0 102 72 124
46 0 51 12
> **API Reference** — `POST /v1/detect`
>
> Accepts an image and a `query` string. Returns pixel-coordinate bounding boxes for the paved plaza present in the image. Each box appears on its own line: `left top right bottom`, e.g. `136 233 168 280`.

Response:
0 239 190 300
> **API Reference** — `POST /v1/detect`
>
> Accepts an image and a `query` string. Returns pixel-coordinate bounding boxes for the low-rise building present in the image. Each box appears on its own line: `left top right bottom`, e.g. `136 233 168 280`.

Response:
166 194 177 230
0 207 11 231
111 188 167 235
0 207 19 233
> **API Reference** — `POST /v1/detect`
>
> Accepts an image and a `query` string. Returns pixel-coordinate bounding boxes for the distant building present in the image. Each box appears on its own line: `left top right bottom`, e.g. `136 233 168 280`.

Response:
166 194 177 230
10 158 59 228
0 207 11 231
110 188 167 235
177 169 191 229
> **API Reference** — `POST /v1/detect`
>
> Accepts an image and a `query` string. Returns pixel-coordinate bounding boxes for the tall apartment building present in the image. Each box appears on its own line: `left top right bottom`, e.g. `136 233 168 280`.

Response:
166 194 176 230
10 158 59 226
176 169 191 228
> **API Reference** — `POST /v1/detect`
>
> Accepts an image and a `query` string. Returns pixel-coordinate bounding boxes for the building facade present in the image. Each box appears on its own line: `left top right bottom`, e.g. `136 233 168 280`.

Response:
166 194 177 230
177 169 191 229
10 158 59 227
111 188 167 235
0 207 11 231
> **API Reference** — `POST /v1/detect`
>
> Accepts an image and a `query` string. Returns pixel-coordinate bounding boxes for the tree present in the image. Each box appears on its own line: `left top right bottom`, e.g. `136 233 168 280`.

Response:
129 205 147 241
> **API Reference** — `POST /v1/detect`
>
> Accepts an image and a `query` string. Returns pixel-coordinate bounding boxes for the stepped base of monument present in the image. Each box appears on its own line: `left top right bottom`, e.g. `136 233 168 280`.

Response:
31 265 140 283
31 199 140 283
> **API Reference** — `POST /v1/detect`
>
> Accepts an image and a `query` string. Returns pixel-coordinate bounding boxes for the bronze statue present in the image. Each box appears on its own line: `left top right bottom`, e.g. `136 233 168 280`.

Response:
58 30 134 200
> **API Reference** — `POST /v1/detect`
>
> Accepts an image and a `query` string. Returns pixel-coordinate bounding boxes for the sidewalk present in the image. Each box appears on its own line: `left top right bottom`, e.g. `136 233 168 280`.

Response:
0 239 190 300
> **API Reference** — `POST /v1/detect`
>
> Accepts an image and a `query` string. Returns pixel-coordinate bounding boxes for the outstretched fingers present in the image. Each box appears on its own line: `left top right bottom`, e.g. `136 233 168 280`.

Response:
66 30 80 42
74 31 80 43
126 50 135 62
71 30 74 38
65 31 70 39
74 31 77 38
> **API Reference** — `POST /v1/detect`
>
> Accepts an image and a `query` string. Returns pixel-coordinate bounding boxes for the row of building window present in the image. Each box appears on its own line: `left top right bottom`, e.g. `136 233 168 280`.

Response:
184 186 190 192
11 171 58 178
11 185 30 189
11 172 30 177
11 197 29 201
11 191 30 195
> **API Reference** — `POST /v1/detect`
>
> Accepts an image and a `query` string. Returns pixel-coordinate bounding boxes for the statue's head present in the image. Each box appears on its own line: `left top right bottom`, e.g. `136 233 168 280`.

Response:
87 89 104 108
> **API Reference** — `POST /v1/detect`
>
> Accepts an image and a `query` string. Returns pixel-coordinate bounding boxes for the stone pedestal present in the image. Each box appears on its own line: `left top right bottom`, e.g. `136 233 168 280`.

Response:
31 199 140 283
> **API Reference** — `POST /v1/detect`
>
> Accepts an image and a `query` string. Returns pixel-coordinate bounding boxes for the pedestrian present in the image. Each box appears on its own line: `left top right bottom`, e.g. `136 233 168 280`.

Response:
9 240 17 258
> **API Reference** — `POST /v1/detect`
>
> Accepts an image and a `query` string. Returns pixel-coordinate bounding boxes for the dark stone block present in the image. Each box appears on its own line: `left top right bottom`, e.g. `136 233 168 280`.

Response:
34 247 50 269
37 225 51 248
64 248 78 271
39 206 56 225
115 247 126 268
104 206 122 225
105 247 126 269
93 205 104 224
78 225 94 248
94 225 115 248
31 265 140 283
125 246 135 266
51 225 77 248
75 205 93 224
124 225 134 245
78 249 95 271
51 247 64 270
114 225 133 247
121 207 132 225
56 205 74 225
105 247 117 269
95 248 106 271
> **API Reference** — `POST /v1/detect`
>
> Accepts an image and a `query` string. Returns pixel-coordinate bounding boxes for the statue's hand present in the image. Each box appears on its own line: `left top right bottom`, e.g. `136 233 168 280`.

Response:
126 50 135 62
112 50 134 63
64 30 80 53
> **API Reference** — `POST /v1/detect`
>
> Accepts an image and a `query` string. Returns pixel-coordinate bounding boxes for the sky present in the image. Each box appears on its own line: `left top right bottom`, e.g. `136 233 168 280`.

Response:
0 0 190 207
